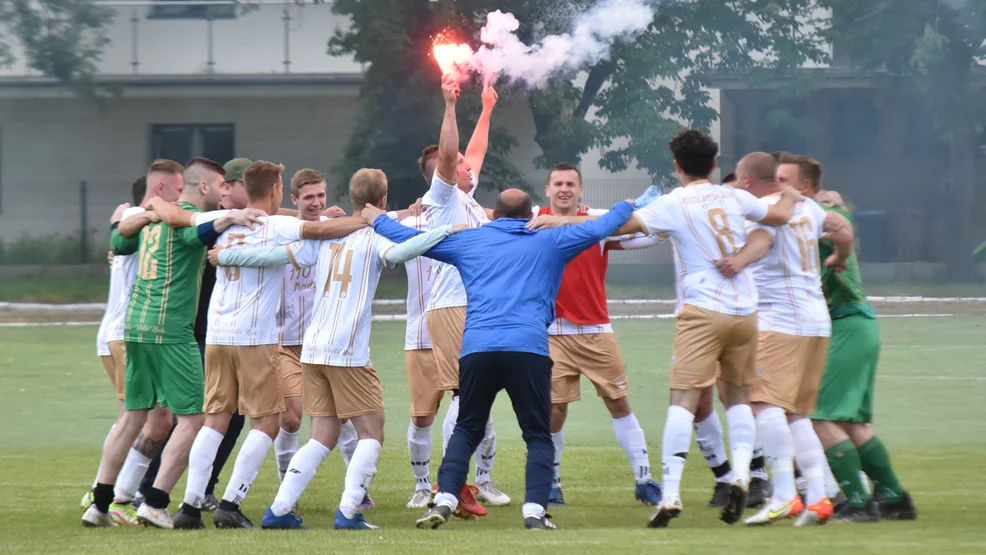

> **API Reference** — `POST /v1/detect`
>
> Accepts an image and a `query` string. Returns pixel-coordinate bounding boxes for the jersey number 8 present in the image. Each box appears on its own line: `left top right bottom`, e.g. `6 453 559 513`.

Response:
707 208 738 257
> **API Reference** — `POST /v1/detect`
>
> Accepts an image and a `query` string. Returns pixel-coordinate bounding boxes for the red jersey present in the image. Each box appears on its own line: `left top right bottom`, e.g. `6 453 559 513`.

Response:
539 206 612 325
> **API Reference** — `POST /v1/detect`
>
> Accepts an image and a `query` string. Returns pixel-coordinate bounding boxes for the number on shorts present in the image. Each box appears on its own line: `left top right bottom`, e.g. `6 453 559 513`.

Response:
426 265 433 282
707 208 737 256
788 217 819 273
138 225 163 280
223 233 247 281
325 243 355 297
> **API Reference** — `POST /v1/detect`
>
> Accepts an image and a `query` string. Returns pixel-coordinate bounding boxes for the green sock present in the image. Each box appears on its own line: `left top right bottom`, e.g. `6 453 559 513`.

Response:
858 436 904 503
825 439 870 508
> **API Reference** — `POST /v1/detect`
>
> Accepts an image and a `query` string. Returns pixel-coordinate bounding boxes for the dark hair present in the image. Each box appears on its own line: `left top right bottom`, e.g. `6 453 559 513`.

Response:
418 145 439 181
185 157 226 177
721 172 736 184
669 129 718 178
779 153 823 191
770 151 788 162
547 162 583 186
495 192 533 219
131 176 147 206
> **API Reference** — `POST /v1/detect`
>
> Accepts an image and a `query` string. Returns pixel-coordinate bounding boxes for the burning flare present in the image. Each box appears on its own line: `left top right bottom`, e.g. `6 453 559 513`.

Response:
432 33 473 75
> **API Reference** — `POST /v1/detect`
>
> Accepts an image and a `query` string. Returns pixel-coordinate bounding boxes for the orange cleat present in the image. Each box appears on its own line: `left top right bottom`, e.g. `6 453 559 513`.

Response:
455 484 488 519
794 498 833 527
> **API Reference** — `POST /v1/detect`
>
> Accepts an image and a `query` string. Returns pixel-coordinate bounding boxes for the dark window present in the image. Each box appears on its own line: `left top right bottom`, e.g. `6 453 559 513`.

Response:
759 100 807 155
150 124 235 166
147 0 236 20
903 99 948 155
831 97 879 158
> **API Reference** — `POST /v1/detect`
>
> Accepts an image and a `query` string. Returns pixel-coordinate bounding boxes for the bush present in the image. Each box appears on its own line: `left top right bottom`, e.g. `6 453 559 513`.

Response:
0 233 108 265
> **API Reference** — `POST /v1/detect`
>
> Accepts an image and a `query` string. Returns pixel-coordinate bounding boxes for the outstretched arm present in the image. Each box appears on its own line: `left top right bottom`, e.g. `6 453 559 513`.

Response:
372 214 462 266
215 245 292 268
552 202 635 261
383 225 457 265
300 216 367 240
464 85 498 183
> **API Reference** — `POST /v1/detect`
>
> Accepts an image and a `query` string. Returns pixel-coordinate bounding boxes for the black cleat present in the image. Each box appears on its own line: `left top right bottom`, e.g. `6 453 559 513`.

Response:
832 498 881 523
647 497 682 528
720 482 748 525
416 503 453 530
173 505 205 529
213 508 254 529
707 482 731 508
878 491 917 521
746 477 770 508
524 514 557 530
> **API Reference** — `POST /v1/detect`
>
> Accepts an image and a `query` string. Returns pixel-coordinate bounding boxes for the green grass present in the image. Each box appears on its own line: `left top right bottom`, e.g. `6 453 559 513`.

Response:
0 318 984 553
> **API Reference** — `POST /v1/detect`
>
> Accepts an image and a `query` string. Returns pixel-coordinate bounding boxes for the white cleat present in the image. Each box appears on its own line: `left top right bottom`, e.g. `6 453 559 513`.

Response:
793 508 823 527
82 505 118 527
475 481 511 506
407 489 433 509
744 496 802 526
136 503 174 529
647 494 683 528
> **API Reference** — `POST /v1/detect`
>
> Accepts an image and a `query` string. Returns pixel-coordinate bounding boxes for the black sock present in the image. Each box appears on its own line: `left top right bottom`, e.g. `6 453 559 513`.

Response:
712 461 732 481
219 500 240 513
750 455 766 473
144 487 170 510
93 483 114 513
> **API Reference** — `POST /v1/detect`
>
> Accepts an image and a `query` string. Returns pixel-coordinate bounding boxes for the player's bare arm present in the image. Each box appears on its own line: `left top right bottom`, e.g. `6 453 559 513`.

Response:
464 84 498 182
437 74 460 185
117 207 160 237
715 228 774 278
300 216 367 239
758 185 803 225
110 203 131 225
821 210 854 271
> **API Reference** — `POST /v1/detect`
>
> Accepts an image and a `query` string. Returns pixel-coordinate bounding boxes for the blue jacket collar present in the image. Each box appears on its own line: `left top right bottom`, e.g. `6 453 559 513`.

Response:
484 218 537 235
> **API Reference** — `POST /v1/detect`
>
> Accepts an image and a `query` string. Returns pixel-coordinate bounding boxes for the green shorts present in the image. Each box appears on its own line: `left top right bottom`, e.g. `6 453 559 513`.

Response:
124 341 204 415
811 314 880 423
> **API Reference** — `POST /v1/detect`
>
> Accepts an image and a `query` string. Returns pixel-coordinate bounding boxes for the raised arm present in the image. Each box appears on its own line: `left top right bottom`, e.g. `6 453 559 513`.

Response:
300 216 367 240
715 229 774 278
552 202 634 261
464 85 497 183
433 74 461 200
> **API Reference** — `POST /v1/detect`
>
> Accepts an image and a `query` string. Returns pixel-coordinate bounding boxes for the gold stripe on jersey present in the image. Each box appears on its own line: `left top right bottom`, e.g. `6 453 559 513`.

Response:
158 228 174 327
346 231 376 358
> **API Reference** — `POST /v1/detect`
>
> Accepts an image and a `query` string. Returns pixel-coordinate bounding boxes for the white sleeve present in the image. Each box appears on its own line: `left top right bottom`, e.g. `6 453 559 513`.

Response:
632 195 677 235
193 209 231 226
587 208 609 217
748 196 780 238
374 235 400 270
807 200 829 240
285 239 320 268
272 216 305 244
617 234 665 250
423 172 457 209
121 206 146 220
735 189 770 223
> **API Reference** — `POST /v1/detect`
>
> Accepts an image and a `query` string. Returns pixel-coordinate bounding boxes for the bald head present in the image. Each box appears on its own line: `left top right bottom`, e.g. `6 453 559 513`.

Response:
494 189 533 220
737 152 778 196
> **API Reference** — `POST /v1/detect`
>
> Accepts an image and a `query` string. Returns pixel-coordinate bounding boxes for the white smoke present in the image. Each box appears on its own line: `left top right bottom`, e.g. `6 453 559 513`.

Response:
453 0 657 86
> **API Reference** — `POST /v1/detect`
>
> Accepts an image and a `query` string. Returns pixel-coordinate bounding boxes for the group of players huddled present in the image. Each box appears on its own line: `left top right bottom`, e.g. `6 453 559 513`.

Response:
81 75 916 532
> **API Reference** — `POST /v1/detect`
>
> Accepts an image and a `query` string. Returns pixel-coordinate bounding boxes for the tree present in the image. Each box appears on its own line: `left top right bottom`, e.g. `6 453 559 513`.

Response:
820 0 986 279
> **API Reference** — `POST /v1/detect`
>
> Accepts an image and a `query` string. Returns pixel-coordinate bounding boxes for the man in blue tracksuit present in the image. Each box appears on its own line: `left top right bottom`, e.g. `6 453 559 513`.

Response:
366 185 658 530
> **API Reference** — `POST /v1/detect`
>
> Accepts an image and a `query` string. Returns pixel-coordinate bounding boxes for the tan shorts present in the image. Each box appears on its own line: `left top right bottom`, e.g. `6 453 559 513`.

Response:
204 344 285 418
278 345 303 398
550 333 628 403
303 363 384 419
406 349 444 417
100 340 127 401
670 305 758 390
752 332 830 415
426 306 466 391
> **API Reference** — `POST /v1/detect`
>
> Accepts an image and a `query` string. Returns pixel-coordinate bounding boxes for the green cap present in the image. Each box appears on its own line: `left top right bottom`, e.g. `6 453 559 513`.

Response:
223 158 253 182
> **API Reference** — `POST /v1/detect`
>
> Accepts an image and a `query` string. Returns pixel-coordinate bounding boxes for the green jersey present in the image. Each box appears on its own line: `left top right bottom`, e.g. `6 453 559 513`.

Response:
818 205 876 319
111 201 209 344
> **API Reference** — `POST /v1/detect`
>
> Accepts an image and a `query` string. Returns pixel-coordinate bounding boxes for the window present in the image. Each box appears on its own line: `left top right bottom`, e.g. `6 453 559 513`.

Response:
831 97 879 158
147 0 236 20
759 100 807 155
903 99 947 155
150 124 235 166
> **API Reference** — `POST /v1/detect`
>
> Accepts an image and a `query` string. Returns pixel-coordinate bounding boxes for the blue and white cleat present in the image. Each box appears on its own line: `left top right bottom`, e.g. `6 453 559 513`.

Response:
635 480 663 506
261 507 307 530
548 486 565 506
333 509 379 530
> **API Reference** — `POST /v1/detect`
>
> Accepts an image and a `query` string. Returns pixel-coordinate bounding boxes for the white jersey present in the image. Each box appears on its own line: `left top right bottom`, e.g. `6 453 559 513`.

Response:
747 197 831 337
206 215 304 345
421 172 488 311
295 228 397 367
277 216 329 346
634 182 770 316
401 216 435 350
96 206 145 355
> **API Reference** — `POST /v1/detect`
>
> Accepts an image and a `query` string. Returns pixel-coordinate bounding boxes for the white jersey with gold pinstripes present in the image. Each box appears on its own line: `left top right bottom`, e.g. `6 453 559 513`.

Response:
400 215 435 350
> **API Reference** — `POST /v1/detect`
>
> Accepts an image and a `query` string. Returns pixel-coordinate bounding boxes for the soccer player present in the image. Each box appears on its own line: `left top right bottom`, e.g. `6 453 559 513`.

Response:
712 152 854 527
83 158 264 528
416 79 508 510
209 168 459 530
782 155 916 522
614 130 802 528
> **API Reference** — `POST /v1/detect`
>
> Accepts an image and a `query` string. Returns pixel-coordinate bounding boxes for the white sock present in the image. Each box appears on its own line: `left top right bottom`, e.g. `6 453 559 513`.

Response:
407 423 432 491
860 470 872 495
442 396 459 456
661 405 694 498
339 420 358 467
339 439 381 519
522 502 546 519
752 440 769 480
756 407 796 502
693 410 731 483
182 426 224 508
274 428 300 482
434 491 458 511
613 413 652 484
823 459 842 499
725 404 756 485
790 418 827 505
94 423 117 487
551 430 564 488
114 448 151 502
221 429 274 506
474 418 495 485
271 439 330 517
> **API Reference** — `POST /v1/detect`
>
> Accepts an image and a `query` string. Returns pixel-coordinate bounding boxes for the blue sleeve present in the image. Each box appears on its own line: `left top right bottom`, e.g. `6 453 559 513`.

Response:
552 201 634 262
196 221 221 247
373 215 422 243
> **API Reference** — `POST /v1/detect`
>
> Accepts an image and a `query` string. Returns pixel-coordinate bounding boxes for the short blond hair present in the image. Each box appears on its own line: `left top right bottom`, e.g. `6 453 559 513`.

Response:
147 159 184 176
291 168 325 196
243 161 285 201
349 168 388 209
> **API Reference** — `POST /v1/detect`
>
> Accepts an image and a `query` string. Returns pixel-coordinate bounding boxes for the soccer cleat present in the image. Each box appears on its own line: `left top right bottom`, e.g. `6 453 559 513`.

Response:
635 480 663 506
358 492 375 511
454 484 488 518
213 507 254 529
80 490 95 511
172 505 205 529
746 477 770 507
131 492 144 510
524 514 557 530
548 486 565 506
744 496 804 526
647 494 682 528
476 481 511 506
720 478 749 525
407 489 433 509
200 493 220 513
793 498 834 527
261 507 307 530
135 504 174 529
82 505 118 527
832 498 881 523
416 502 453 530
707 482 731 508
109 502 140 526
878 491 917 521
334 509 379 530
